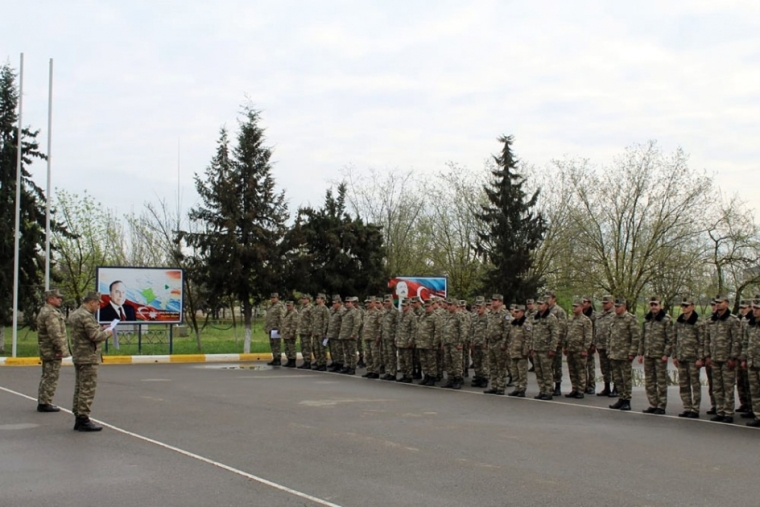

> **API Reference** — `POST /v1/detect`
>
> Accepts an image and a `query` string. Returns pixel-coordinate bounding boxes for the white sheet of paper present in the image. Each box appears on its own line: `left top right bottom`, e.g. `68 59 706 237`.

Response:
107 319 120 331
270 330 281 339
322 338 329 346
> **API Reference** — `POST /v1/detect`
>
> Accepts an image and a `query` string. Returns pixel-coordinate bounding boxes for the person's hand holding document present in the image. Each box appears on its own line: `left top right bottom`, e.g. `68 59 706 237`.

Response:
107 319 120 331
270 329 281 339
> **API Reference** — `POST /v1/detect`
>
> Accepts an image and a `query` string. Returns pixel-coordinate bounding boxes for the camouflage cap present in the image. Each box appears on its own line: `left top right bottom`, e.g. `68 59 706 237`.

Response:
410 296 421 303
301 293 313 300
601 295 614 303
424 299 434 307
680 296 695 306
535 297 548 305
491 294 503 301
383 295 393 302
752 299 760 309
649 296 662 304
572 298 583 306
474 296 485 304
286 300 295 306
526 298 535 305
544 290 557 298
514 304 526 311
458 299 467 307
83 291 102 303
740 299 750 308
714 294 730 303
316 293 327 300
509 303 517 310
270 292 279 298
582 296 593 304
332 295 342 303
400 298 411 307
613 298 626 307
44 289 64 299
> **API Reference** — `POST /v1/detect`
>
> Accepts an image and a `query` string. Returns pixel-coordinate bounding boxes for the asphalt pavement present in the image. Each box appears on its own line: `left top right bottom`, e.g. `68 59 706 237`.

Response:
1 361 758 507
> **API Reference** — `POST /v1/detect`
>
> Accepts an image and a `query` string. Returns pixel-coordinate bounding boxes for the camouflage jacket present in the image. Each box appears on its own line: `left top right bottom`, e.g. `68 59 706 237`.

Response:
339 307 362 340
69 305 109 365
583 307 596 349
530 310 559 352
565 314 592 352
594 309 615 349
470 312 489 347
415 311 438 349
361 308 381 342
549 303 568 347
742 314 760 368
442 311 464 347
265 301 286 334
310 304 330 338
673 311 703 361
37 303 68 361
608 312 641 361
506 315 532 359
460 311 472 343
486 307 508 346
282 308 299 340
327 306 344 339
705 310 741 362
298 304 313 336
380 308 399 343
395 309 418 348
640 309 674 358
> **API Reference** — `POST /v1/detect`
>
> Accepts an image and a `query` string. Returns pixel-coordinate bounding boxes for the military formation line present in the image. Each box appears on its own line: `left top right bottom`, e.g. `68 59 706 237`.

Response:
265 291 760 426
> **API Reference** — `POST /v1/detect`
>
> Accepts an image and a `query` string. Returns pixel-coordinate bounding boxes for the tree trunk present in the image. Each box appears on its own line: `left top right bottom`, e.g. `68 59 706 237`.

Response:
243 299 252 354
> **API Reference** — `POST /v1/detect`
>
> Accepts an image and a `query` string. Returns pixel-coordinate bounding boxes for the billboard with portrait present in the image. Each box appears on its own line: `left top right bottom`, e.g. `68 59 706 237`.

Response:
96 267 184 324
388 276 447 302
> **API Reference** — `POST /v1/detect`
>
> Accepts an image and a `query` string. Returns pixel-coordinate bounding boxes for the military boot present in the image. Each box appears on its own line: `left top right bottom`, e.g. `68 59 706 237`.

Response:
74 417 102 432
452 378 463 390
382 374 396 381
329 363 343 372
552 382 561 397
297 361 311 370
608 385 619 398
609 399 624 409
484 388 499 394
506 375 514 387
619 400 631 411
266 358 279 366
357 354 366 369
597 382 611 396
442 378 455 388
37 404 60 413
316 365 327 371
284 359 296 368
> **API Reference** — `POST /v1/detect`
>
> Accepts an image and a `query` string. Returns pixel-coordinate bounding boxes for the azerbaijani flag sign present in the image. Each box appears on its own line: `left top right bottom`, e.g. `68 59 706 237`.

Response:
388 277 447 301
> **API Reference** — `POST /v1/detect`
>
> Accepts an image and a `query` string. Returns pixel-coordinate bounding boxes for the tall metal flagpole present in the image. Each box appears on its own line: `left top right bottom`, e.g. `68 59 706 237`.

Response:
12 53 25 358
45 58 54 290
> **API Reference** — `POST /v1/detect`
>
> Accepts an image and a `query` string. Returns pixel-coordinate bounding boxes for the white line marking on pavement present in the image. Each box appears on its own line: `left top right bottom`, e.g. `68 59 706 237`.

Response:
0 385 345 507
235 375 318 379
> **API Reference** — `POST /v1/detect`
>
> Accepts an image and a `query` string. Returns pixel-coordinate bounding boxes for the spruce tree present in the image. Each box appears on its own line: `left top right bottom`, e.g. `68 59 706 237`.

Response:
185 107 288 353
476 135 546 302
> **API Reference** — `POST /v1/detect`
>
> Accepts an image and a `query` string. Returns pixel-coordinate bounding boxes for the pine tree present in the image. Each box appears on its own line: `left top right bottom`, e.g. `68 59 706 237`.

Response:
0 64 51 352
476 135 546 302
185 108 289 353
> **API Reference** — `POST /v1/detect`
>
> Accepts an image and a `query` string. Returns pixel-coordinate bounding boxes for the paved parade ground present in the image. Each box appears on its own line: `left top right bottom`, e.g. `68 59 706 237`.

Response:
1 361 758 507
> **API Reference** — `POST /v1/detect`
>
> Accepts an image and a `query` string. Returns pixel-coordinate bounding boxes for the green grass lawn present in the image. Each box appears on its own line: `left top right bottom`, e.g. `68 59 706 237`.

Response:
1 319 279 357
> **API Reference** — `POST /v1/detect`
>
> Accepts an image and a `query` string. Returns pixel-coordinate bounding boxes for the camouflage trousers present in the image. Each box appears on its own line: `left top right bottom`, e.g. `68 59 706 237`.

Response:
552 345 563 383
748 367 760 421
419 348 437 378
712 361 736 417
329 338 343 366
644 357 668 410
444 344 463 380
609 359 633 401
677 361 701 413
706 364 716 409
567 352 587 394
73 363 98 418
413 348 420 374
533 352 554 395
299 334 312 363
511 357 528 391
597 348 611 383
364 340 379 373
461 339 471 376
38 359 62 405
471 344 489 380
487 347 509 390
269 338 282 361
312 336 327 367
397 347 413 378
343 339 357 369
585 347 596 390
283 339 297 361
382 339 397 375
436 347 444 379
356 336 364 355
737 365 751 408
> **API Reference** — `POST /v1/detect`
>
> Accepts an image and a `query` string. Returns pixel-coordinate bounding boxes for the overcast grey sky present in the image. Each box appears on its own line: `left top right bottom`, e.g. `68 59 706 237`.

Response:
3 0 759 220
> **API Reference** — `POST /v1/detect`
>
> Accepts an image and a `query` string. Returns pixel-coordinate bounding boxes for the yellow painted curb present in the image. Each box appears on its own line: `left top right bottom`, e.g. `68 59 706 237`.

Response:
103 356 133 364
2 357 41 366
170 354 206 363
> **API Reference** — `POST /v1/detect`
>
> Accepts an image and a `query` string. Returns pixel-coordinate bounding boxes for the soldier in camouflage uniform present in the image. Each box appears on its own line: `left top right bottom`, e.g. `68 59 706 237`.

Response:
327 296 345 372
281 301 299 368
411 296 424 379
361 297 383 379
442 299 465 389
36 289 69 412
507 304 531 397
338 297 362 374
741 299 760 426
297 294 314 369
470 301 489 388
356 299 368 369
595 295 617 397
673 296 704 418
310 294 330 371
416 300 439 385
530 298 560 400
638 296 673 414
433 297 447 381
607 299 641 411
526 298 537 372
705 294 741 423
484 302 509 395
380 296 399 381
705 299 718 415
394 298 417 383
459 300 472 378
564 299 592 399
265 293 287 366
581 296 597 394
546 291 568 397
736 300 753 414
69 291 114 432
487 295 512 386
